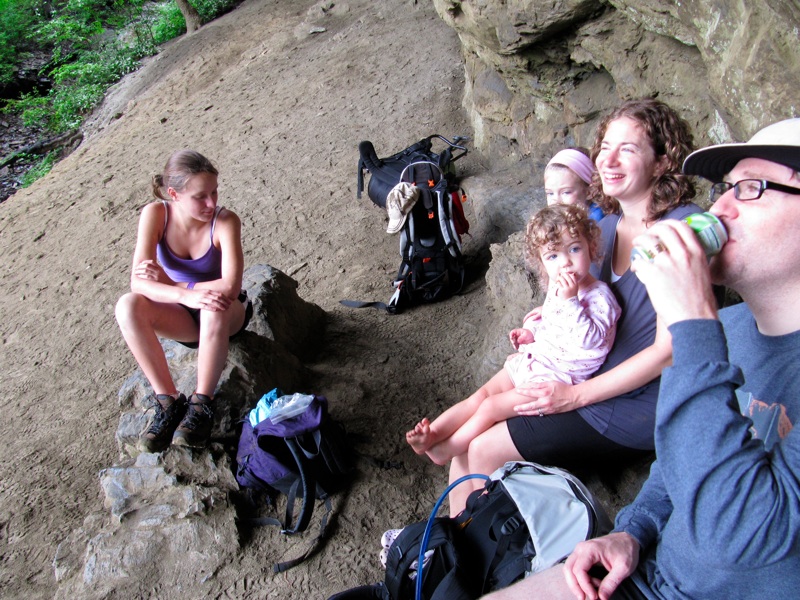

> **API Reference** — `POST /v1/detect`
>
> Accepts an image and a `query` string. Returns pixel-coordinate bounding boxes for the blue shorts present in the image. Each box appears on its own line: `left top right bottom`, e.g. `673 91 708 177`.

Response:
177 290 253 349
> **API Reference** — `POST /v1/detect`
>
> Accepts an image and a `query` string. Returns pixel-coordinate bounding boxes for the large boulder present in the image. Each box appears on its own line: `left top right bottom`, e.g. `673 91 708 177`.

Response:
54 265 325 598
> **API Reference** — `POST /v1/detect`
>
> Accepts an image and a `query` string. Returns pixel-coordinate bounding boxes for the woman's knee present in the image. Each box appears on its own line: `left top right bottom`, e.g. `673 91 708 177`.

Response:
199 303 241 337
468 424 519 474
115 292 147 327
467 435 494 473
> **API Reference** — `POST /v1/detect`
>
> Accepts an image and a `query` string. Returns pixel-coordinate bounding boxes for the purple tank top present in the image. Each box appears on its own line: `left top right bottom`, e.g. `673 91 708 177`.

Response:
156 201 223 283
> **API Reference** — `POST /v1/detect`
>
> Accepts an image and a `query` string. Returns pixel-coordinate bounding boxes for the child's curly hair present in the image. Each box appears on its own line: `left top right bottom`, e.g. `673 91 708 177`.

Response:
524 204 602 281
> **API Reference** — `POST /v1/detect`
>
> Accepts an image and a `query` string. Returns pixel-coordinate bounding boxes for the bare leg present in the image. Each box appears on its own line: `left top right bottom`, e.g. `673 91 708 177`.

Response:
194 299 245 397
406 368 514 457
115 293 198 396
481 564 574 599
426 382 529 465
448 451 474 518
447 421 523 517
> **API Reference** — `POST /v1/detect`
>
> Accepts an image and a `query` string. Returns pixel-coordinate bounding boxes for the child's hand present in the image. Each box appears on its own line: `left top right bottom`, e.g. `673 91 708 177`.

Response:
509 328 534 350
523 306 543 325
556 271 579 298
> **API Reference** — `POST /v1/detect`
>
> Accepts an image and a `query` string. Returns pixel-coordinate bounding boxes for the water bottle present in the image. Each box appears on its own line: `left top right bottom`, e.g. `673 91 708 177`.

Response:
631 212 727 262
269 393 315 424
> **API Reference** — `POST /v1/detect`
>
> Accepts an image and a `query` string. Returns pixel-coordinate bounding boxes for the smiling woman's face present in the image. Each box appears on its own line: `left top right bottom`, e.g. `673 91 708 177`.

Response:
595 116 665 205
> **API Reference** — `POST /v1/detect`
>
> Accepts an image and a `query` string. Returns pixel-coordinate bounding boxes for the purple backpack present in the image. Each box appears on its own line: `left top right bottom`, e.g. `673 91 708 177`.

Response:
235 395 354 571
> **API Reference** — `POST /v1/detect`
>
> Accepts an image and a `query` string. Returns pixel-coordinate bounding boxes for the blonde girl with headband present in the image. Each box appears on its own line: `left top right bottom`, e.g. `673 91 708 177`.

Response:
544 147 604 221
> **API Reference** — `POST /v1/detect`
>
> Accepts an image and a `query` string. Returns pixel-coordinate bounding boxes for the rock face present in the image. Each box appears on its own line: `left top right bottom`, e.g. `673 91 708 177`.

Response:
433 0 800 171
53 265 325 599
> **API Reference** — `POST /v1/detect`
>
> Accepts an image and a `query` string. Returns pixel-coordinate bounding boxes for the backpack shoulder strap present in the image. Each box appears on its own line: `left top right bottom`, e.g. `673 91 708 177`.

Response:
270 436 336 573
273 489 334 573
282 436 316 534
339 276 407 314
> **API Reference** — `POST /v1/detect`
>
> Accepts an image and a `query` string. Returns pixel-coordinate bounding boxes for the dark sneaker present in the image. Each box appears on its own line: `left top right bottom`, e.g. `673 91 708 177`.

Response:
172 394 215 448
138 394 188 453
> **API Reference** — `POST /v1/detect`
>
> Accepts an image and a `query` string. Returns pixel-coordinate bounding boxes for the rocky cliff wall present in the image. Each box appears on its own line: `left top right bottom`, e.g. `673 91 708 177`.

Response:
433 0 800 169
433 0 799 402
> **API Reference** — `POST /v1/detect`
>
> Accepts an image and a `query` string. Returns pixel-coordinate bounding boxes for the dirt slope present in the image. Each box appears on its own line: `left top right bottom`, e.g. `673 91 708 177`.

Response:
0 0 494 597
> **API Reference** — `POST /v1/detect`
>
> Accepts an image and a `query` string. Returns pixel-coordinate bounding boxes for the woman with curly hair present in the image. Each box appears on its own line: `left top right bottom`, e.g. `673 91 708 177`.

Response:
445 98 704 517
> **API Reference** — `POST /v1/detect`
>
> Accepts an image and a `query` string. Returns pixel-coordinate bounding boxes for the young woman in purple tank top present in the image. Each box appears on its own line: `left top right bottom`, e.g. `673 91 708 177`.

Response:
115 150 251 453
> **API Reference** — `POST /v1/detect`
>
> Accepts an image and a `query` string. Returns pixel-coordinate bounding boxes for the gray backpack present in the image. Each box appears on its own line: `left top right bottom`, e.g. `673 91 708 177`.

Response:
329 461 612 600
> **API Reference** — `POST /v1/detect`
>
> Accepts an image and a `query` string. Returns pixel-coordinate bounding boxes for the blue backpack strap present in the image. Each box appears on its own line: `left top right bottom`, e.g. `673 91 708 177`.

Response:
339 299 391 310
273 490 334 573
271 432 337 573
282 436 316 534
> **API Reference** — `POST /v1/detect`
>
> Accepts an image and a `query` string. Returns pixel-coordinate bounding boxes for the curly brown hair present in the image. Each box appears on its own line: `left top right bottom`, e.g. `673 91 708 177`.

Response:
524 204 602 281
589 98 696 222
151 150 219 200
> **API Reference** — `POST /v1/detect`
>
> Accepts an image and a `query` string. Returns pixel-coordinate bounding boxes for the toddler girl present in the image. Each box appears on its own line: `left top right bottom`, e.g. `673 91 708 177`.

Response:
406 204 620 465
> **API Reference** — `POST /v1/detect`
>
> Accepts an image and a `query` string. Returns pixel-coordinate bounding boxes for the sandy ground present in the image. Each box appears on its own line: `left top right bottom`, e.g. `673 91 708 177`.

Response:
0 0 500 597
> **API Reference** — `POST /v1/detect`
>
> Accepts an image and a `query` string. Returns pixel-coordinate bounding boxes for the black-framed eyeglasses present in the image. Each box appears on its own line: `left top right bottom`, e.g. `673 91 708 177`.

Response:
709 179 800 202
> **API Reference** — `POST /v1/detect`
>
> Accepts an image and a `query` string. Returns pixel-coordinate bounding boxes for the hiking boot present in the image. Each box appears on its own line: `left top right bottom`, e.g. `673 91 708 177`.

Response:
172 394 215 448
138 394 188 453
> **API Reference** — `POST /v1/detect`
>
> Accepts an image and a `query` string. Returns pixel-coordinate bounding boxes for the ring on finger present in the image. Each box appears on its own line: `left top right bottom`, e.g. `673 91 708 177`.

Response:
538 409 544 417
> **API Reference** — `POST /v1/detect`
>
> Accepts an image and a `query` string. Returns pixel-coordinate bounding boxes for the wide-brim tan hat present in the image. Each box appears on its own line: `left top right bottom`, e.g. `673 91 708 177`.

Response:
683 118 800 182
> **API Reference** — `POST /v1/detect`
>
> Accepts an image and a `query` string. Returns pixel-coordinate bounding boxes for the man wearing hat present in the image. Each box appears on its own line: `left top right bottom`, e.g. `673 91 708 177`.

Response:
485 118 800 599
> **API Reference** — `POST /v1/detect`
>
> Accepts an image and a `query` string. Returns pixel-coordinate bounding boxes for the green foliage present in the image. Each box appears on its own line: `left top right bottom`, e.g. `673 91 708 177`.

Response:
0 0 41 85
0 31 17 86
20 151 59 188
193 0 241 22
1 0 243 135
12 93 49 129
150 2 186 44
8 35 148 132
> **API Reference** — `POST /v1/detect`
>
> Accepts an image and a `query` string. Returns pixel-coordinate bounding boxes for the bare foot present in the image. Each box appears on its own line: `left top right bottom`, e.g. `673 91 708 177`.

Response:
406 418 434 455
424 442 454 466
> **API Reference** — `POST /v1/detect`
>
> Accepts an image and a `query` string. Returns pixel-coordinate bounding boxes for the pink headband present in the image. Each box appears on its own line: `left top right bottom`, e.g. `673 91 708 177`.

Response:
546 149 595 185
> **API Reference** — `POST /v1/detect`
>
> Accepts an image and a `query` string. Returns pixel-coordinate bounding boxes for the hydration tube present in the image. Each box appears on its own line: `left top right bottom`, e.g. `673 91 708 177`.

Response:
415 473 491 600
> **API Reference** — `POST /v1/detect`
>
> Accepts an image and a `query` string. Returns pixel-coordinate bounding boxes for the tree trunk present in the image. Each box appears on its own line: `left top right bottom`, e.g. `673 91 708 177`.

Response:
175 0 203 34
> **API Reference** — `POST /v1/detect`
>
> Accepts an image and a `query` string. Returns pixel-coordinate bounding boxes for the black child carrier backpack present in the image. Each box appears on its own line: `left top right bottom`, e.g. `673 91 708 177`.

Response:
343 135 469 314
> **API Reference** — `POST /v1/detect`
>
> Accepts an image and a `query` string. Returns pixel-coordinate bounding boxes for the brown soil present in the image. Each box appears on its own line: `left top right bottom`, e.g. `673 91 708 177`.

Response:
0 0 496 597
